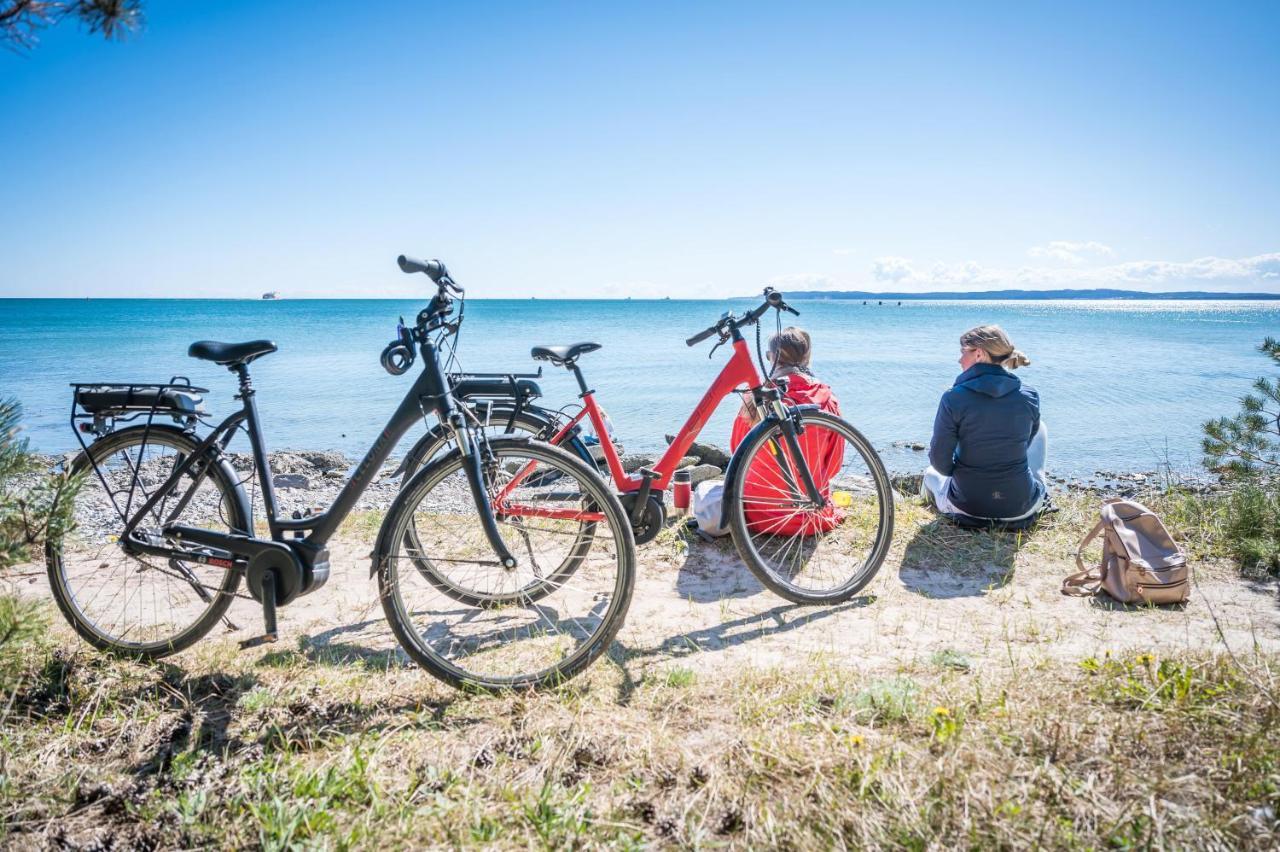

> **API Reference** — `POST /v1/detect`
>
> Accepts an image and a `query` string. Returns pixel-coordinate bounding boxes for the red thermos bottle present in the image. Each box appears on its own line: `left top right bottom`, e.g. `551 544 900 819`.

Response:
672 469 692 511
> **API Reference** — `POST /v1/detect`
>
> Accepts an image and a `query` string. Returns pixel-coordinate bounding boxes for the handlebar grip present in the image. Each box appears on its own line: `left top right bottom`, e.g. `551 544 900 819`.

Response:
686 326 719 347
397 255 446 283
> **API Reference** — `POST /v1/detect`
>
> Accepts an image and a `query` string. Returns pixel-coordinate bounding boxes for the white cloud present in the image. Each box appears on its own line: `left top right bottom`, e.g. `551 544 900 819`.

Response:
765 272 840 291
860 252 1280 292
869 256 916 283
1027 240 1115 265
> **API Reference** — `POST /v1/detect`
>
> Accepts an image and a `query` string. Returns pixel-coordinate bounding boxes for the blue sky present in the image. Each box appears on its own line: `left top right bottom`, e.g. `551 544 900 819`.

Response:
1 1 1277 298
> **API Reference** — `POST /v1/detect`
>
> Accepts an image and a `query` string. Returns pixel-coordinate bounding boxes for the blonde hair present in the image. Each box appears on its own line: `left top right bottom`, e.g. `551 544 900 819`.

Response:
960 324 1031 369
769 327 812 369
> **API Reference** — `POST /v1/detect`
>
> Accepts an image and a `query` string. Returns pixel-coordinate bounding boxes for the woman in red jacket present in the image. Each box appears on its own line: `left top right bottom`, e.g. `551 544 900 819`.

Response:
730 328 844 535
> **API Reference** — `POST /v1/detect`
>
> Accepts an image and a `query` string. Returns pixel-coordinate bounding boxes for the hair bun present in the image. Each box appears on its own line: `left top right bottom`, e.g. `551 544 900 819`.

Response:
1002 349 1031 369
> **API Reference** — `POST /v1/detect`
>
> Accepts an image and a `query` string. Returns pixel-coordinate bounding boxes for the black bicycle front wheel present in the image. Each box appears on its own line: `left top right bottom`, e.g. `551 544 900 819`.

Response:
46 426 248 658
726 410 894 604
376 437 635 691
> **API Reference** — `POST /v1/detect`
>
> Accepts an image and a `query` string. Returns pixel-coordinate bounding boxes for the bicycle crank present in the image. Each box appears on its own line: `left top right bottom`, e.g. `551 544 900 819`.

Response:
618 493 666 545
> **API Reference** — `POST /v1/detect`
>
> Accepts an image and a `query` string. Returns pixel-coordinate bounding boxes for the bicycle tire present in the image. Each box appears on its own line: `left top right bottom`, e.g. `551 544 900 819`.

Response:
726 410 894 604
46 426 248 658
376 436 635 691
405 442 598 607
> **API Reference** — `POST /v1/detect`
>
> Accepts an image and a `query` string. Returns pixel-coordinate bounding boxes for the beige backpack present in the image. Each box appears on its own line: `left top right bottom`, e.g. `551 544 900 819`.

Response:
1061 498 1189 605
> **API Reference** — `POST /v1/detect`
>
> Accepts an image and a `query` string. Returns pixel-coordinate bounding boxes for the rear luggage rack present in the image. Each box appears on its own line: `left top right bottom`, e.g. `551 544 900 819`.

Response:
68 378 216 524
448 368 544 402
71 377 210 441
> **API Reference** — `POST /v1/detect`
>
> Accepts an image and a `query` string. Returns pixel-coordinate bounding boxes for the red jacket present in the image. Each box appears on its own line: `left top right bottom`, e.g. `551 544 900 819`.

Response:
730 373 844 536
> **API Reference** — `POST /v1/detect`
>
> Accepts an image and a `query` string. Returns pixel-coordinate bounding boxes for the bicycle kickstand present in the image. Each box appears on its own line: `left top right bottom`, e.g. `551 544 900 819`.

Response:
239 568 280 649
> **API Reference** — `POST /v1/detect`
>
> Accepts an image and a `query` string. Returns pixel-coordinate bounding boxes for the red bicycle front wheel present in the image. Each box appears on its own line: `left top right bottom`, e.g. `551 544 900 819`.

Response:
725 410 894 604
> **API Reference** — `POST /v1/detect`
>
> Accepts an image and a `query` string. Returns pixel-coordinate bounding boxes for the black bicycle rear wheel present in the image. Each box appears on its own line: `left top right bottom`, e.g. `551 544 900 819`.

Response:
726 410 894 604
46 426 247 657
399 408 558 485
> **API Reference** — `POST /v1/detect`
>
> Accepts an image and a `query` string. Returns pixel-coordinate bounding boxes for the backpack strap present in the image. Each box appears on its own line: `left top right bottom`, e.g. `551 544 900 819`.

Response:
1061 567 1102 596
1062 518 1107 596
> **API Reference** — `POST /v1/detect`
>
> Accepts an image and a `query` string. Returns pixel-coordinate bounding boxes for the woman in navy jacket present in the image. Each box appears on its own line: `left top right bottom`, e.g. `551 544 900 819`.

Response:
923 325 1047 522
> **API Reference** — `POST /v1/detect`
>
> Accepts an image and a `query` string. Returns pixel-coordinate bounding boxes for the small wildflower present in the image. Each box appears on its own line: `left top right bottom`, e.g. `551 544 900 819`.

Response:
932 706 951 717
847 734 865 747
1136 653 1156 666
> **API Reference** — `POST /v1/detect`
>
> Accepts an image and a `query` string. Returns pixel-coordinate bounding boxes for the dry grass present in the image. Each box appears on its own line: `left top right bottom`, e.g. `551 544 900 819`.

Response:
3 485 1278 849
2 608 1278 849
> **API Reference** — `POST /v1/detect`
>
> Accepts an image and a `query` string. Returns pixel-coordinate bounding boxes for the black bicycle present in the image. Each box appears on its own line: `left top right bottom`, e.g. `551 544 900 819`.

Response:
47 256 636 691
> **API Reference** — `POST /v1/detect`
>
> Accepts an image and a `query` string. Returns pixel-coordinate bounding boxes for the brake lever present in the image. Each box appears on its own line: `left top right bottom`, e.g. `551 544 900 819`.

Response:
708 335 729 359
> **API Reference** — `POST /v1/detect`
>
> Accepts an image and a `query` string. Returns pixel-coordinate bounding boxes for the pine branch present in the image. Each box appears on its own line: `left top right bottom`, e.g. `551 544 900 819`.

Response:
1 0 141 51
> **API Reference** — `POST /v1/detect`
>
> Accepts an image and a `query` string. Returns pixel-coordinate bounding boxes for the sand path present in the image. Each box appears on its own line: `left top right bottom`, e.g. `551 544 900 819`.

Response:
15 509 1277 680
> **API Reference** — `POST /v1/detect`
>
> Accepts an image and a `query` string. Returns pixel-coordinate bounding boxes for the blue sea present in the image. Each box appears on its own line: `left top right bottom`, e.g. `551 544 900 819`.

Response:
1 297 1276 477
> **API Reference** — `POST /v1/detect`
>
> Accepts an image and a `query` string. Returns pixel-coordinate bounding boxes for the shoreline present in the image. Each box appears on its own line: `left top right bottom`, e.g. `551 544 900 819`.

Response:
30 443 1223 515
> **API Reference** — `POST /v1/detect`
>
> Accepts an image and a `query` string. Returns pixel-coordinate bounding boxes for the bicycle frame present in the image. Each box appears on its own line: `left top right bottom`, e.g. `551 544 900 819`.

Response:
495 310 827 521
113 335 516 571
588 337 763 493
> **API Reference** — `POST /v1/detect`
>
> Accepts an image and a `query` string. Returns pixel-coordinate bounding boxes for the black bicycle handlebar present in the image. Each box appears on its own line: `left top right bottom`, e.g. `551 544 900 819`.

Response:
685 288 799 347
685 325 719 347
398 255 445 281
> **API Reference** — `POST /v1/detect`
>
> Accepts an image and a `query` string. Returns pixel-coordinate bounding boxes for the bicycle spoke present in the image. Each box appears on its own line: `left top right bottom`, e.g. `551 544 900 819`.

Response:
381 440 631 689
50 432 243 655
731 412 893 603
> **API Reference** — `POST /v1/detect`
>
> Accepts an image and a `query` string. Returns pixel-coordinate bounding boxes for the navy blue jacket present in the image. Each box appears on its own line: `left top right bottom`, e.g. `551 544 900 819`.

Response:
928 363 1042 519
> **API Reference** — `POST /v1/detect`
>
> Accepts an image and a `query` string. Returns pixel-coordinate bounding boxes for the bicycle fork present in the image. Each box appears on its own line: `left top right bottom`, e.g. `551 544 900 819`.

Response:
448 411 519 570
766 400 825 507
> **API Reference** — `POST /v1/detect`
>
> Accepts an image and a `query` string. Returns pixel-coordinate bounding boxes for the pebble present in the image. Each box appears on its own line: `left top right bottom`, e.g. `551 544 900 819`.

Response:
272 473 310 490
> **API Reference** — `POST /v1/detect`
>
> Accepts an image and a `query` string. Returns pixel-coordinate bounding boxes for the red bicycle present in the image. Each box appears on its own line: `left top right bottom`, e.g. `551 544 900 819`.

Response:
498 288 895 605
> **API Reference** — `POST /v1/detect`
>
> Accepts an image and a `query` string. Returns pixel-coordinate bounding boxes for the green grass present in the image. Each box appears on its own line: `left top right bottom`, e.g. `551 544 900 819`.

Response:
929 648 972 672
853 676 920 723
662 666 696 688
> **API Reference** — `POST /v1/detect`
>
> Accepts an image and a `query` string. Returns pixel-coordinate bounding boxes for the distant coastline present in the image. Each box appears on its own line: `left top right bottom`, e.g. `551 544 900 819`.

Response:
4 288 1280 302
769 288 1280 301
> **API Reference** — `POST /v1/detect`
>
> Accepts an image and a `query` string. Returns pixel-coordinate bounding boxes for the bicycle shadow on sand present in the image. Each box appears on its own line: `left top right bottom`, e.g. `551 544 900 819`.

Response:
287 598 618 671
607 595 875 704
674 534 766 602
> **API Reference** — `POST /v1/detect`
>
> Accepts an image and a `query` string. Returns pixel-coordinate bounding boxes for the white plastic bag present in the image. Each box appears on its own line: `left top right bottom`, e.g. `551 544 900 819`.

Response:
692 479 730 537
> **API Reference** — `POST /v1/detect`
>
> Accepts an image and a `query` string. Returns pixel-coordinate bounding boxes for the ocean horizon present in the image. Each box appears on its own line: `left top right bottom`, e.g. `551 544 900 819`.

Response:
2 296 1276 478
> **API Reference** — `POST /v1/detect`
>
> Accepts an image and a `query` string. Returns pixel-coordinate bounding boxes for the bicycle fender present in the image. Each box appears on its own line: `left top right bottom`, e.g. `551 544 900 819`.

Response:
719 404 821 532
392 423 451 480
393 406 585 479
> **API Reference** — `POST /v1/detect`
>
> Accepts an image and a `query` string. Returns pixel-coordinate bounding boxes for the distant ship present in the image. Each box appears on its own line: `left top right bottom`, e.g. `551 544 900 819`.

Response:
262 291 280 300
